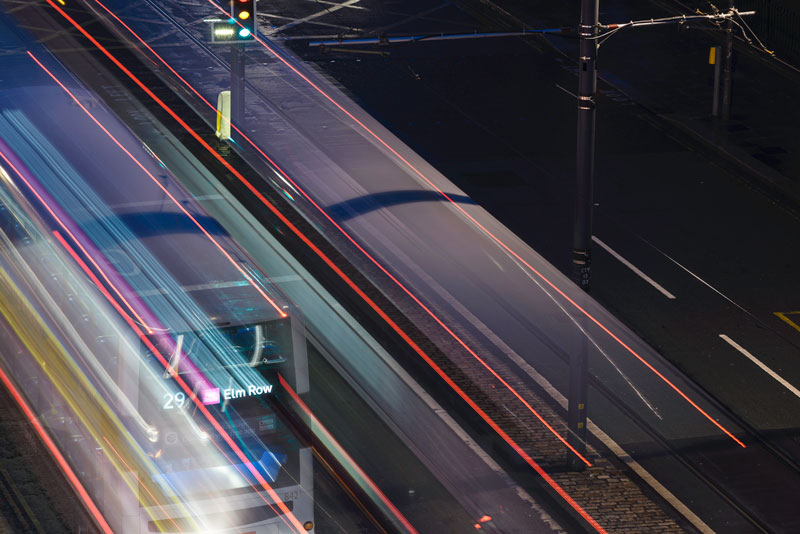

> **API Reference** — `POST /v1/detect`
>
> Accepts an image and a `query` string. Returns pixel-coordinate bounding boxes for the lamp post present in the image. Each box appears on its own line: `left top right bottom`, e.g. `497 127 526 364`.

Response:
572 0 598 294
568 0 598 471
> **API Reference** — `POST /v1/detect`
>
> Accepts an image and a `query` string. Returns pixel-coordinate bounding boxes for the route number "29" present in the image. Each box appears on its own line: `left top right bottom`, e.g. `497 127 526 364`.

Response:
163 392 187 410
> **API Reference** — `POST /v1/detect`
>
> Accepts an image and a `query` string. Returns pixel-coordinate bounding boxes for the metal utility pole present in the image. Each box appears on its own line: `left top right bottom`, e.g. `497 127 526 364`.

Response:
568 0 597 471
230 43 245 131
573 0 598 293
720 0 734 120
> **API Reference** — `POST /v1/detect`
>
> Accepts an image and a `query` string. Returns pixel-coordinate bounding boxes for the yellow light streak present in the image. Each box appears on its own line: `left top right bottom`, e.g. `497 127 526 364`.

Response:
0 258 197 531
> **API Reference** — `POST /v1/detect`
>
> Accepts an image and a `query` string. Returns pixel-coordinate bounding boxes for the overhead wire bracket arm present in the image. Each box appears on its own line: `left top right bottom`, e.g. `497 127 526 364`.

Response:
307 28 572 47
599 9 755 32
305 10 755 48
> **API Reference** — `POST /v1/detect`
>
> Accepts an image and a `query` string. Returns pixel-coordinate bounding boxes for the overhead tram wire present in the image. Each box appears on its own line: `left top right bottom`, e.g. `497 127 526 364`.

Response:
307 28 570 47
304 9 756 49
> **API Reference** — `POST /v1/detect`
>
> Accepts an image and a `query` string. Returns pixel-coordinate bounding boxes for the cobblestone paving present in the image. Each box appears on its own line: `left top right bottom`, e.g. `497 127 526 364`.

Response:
379 274 689 533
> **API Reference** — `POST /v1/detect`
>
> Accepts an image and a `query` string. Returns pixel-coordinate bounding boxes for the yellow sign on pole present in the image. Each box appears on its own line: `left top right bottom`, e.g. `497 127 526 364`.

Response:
709 46 717 65
216 90 231 140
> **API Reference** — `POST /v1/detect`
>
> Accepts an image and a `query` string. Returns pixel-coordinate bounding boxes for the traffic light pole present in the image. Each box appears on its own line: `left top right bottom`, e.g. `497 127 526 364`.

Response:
568 0 597 472
230 43 245 132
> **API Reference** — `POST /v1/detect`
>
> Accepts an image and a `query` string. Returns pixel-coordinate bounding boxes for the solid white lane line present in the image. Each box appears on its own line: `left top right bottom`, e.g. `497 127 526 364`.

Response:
593 236 677 299
719 334 800 399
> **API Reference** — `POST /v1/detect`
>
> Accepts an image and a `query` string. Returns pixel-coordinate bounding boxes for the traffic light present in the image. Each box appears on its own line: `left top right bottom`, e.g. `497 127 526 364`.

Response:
211 0 257 42
230 0 256 41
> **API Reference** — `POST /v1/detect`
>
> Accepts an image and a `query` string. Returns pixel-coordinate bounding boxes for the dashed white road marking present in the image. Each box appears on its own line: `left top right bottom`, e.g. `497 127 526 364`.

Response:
720 334 800 399
593 236 676 299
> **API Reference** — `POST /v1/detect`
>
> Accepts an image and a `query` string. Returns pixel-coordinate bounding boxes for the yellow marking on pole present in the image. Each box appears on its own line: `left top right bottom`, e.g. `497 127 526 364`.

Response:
709 47 717 65
775 312 800 334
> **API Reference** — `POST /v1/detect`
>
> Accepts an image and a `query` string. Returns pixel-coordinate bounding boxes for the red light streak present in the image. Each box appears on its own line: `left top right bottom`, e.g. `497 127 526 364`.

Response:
32 0 743 527
50 8 611 527
200 0 746 449
0 365 114 534
278 375 418 534
26 51 286 320
51 230 306 534
38 4 611 528
88 0 590 466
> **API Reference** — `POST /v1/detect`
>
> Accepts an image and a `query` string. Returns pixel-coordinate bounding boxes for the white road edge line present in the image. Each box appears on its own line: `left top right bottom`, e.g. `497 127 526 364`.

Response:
593 236 677 299
408 238 715 533
719 334 800 399
505 335 716 534
503 259 714 533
